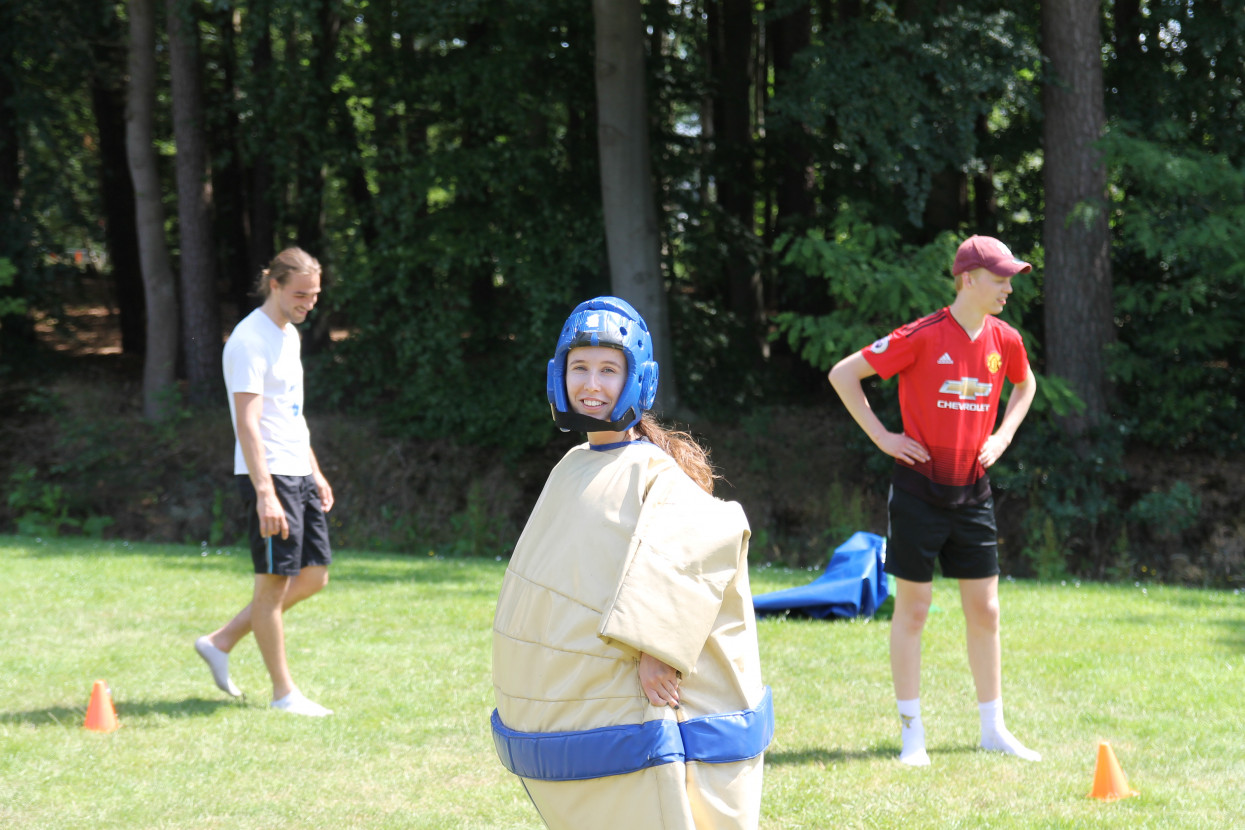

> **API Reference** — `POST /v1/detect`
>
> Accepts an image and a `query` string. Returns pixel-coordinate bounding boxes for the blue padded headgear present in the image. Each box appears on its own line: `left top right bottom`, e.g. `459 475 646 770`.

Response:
547 296 659 433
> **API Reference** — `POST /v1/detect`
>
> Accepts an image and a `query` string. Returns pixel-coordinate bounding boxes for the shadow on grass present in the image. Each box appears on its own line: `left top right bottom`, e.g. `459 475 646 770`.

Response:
1218 617 1245 654
0 697 246 728
332 557 503 587
1106 610 1245 655
766 745 895 765
767 743 983 766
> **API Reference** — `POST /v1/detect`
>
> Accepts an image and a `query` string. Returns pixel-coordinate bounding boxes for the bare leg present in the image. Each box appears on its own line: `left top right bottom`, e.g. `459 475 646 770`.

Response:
890 578 933 765
251 573 294 700
959 577 1001 703
203 566 330 653
890 578 932 700
960 576 1039 760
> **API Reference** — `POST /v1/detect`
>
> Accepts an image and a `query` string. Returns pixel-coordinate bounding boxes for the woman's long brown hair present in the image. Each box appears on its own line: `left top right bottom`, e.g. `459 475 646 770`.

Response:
632 413 717 495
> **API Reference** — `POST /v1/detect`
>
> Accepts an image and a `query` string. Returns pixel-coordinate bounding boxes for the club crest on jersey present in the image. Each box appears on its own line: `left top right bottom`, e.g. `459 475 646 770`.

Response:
938 377 993 411
870 336 890 354
987 351 1002 374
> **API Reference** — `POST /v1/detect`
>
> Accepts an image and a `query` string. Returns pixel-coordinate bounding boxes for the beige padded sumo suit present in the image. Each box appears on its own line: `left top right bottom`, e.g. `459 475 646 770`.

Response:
492 440 772 830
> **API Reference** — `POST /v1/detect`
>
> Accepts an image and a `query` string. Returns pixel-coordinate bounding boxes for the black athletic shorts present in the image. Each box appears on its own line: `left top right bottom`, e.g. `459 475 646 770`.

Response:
237 474 333 576
885 485 999 583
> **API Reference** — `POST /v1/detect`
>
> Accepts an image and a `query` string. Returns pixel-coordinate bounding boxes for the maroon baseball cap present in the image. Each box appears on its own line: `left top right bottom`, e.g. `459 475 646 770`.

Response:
952 235 1032 277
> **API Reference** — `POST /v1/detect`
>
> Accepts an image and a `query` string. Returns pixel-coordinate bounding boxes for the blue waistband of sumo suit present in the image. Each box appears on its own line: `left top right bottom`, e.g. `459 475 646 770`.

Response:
490 686 774 782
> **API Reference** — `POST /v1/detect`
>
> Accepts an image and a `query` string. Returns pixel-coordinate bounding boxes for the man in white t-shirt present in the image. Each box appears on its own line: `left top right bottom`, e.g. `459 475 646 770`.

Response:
194 247 336 717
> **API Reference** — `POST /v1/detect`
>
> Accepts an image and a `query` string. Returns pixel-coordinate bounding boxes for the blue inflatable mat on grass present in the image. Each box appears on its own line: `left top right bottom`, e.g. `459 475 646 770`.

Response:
753 531 888 619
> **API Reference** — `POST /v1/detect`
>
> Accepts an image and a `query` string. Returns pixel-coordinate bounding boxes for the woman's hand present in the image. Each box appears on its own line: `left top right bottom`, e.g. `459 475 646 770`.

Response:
638 652 680 708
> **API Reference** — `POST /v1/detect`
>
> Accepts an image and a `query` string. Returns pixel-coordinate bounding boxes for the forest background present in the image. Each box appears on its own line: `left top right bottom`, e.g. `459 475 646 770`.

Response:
0 0 1241 586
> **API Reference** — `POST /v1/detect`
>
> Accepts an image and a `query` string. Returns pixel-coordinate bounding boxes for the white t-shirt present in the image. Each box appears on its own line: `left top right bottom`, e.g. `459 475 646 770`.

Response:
222 307 313 477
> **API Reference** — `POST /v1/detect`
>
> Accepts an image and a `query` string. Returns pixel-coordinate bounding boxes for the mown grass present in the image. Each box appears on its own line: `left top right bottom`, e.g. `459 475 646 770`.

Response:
1 535 1242 829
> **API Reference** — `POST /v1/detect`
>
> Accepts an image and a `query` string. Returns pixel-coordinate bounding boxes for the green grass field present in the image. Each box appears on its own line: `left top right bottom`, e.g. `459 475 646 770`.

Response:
1 535 1242 828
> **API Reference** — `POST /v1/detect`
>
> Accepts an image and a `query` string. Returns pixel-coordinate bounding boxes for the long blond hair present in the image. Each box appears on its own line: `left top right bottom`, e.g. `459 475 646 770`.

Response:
633 413 717 495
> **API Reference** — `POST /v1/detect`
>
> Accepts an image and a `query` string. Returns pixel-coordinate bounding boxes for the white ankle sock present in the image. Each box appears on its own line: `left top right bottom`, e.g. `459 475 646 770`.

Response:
271 689 333 717
979 698 1041 761
195 636 242 697
897 698 930 766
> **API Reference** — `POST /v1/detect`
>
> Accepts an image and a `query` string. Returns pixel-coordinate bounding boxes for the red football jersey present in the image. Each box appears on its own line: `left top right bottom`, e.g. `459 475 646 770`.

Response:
861 308 1030 507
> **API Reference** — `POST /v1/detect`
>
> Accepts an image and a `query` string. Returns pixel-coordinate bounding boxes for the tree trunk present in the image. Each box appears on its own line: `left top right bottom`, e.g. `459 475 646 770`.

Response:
211 6 255 324
294 0 338 257
297 0 342 355
92 77 145 356
708 0 760 325
168 0 222 406
921 169 968 238
592 0 680 415
769 0 814 232
247 5 275 282
126 0 180 420
90 7 144 355
767 0 836 396
1107 0 1146 124
971 112 998 231
1042 0 1114 434
0 1 35 359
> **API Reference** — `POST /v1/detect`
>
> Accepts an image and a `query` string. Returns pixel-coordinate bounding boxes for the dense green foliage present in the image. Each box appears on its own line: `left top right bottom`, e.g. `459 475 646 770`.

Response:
1 1 1241 577
314 0 604 447
769 6 1041 229
0 259 23 319
1102 130 1245 451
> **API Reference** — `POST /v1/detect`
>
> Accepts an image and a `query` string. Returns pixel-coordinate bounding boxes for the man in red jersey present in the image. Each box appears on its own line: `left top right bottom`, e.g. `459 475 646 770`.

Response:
829 235 1040 766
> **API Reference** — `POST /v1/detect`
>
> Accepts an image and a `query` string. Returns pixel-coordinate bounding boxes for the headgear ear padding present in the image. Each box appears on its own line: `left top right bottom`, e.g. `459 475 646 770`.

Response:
547 296 660 433
638 361 658 412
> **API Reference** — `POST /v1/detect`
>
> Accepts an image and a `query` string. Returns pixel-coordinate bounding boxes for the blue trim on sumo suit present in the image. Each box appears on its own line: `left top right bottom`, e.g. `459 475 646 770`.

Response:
492 686 774 782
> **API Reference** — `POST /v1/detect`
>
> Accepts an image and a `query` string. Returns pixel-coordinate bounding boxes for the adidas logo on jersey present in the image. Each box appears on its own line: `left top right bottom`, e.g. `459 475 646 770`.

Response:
937 352 953 365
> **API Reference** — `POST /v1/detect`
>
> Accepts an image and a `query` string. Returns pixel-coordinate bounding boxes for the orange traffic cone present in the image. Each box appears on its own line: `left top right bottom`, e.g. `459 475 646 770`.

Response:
1088 741 1138 801
83 680 120 733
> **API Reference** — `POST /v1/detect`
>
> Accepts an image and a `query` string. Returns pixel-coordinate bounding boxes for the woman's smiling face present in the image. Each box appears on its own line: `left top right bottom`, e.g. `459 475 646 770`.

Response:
566 346 627 422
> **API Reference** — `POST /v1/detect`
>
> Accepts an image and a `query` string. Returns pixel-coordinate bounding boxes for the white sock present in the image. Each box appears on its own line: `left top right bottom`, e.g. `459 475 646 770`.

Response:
979 698 1040 761
897 698 930 766
195 636 242 697
271 689 333 717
